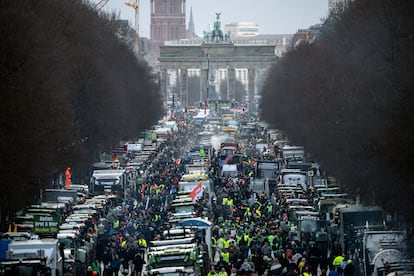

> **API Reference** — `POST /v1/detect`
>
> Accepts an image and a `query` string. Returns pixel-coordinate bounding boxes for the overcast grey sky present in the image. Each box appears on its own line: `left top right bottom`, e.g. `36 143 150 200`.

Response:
96 0 329 37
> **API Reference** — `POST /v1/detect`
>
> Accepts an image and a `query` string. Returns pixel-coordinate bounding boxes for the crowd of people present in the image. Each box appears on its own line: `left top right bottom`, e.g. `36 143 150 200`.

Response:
89 113 351 276
204 123 353 276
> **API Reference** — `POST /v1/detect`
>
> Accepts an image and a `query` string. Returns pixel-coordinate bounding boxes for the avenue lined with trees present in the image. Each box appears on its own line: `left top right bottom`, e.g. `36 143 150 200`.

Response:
0 0 163 212
260 0 414 220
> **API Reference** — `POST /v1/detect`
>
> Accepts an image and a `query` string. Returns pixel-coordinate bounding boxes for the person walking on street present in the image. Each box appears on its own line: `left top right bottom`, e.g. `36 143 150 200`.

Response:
91 259 101 276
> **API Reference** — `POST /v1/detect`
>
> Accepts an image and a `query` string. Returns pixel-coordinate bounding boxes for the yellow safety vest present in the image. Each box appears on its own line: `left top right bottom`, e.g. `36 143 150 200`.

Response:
217 237 225 249
139 238 147 247
223 239 230 249
113 220 119 229
221 251 230 263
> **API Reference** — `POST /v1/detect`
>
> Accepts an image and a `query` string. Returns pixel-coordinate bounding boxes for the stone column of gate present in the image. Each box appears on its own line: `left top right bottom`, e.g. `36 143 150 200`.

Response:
160 68 168 101
200 69 208 103
227 68 236 101
248 68 256 112
180 68 188 107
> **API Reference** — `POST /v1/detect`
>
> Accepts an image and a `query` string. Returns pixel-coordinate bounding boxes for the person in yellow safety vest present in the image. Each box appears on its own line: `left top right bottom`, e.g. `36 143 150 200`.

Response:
223 238 230 249
218 266 228 276
211 236 217 249
222 197 228 206
121 240 127 248
227 198 233 207
333 254 345 274
240 233 252 246
221 250 230 265
244 207 252 218
268 233 275 245
138 237 147 248
333 255 344 267
267 204 273 214
217 236 226 251
207 267 218 276
153 214 160 222
236 234 242 245
255 200 263 217
211 236 217 257
298 257 307 274
113 219 120 229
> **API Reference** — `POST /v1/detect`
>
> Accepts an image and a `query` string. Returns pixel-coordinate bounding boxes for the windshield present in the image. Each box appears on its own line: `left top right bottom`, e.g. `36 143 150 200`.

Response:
224 120 238 127
95 178 120 185
174 205 195 213
59 237 76 248
299 219 319 233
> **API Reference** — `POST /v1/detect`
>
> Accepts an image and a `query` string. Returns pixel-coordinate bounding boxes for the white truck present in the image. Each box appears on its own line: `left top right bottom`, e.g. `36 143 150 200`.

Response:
282 145 305 161
0 239 63 276
90 169 127 197
57 231 95 275
252 160 279 194
280 168 307 191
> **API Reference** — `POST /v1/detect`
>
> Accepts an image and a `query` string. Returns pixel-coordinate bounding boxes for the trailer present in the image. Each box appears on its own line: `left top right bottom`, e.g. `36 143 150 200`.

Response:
0 239 63 276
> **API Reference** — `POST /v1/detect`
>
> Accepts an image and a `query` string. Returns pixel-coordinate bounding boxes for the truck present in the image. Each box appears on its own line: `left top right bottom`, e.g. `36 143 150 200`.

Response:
0 239 63 276
43 189 79 204
360 231 414 276
145 238 201 276
336 205 386 256
252 160 279 194
90 169 128 198
288 211 329 258
57 231 95 275
280 169 307 192
220 164 238 178
282 145 305 161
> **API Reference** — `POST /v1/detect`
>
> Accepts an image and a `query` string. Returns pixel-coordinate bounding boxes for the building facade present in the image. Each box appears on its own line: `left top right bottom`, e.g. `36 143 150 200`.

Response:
224 22 259 37
150 0 187 42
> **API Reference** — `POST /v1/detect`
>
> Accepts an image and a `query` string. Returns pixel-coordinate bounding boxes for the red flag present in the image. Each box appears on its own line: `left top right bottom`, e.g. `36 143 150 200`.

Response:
189 182 203 201
223 154 233 164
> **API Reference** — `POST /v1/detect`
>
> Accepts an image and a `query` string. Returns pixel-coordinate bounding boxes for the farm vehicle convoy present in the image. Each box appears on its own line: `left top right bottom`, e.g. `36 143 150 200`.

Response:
1 107 413 276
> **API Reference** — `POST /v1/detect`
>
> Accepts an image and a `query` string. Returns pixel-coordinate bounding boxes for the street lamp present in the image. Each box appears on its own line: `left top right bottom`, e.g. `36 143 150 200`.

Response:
205 53 210 114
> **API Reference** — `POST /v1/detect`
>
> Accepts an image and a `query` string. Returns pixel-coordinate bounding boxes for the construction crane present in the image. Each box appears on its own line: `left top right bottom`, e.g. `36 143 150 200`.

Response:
125 0 140 56
93 0 110 11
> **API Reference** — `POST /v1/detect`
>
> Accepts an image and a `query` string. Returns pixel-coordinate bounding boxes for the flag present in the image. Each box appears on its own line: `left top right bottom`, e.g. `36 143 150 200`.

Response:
189 182 203 201
223 154 233 164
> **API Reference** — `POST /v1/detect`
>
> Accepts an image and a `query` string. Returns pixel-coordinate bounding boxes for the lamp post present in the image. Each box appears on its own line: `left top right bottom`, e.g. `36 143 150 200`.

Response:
205 53 210 114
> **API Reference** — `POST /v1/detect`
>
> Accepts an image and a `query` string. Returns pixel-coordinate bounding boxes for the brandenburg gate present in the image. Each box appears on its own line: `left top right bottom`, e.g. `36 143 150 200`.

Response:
158 14 278 110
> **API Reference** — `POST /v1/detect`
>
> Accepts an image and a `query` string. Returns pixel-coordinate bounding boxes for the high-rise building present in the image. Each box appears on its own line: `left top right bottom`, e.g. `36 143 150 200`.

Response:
150 0 187 42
